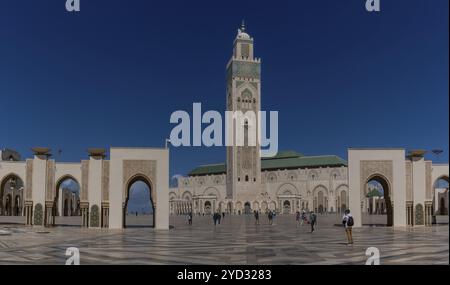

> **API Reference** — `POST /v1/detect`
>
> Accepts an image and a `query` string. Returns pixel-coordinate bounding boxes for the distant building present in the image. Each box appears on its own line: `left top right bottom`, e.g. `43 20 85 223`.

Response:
169 25 349 216
1 148 21 161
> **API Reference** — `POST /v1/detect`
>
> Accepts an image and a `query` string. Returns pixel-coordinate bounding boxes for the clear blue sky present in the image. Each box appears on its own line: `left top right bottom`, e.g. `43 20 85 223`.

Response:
1 0 448 184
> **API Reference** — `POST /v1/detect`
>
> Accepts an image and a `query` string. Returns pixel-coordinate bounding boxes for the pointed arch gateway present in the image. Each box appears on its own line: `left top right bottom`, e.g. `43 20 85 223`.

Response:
53 175 81 227
347 149 409 227
123 174 155 228
364 174 393 226
0 173 25 220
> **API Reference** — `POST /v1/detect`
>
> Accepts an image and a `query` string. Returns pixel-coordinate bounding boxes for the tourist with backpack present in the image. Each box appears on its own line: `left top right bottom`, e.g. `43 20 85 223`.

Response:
342 209 354 245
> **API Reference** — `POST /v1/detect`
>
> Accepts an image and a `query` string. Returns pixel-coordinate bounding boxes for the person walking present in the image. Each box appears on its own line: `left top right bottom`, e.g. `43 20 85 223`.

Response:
254 210 260 225
218 212 222 224
188 212 193 225
268 210 273 225
342 209 354 245
301 210 306 226
213 212 218 226
295 211 301 227
310 211 317 233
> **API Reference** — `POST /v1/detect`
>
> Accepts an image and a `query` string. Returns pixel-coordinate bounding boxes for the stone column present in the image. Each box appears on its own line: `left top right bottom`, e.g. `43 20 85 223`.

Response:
25 201 33 226
81 202 89 228
44 201 54 227
101 202 109 228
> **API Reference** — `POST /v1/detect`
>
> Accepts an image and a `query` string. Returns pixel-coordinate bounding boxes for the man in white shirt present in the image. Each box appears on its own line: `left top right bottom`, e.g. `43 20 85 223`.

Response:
342 209 354 245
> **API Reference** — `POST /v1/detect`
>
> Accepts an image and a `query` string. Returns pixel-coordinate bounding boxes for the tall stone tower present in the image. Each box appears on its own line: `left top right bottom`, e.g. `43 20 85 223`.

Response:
226 22 262 208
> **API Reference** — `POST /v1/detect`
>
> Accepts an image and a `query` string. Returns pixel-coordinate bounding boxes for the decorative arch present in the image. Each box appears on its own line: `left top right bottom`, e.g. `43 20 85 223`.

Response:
123 174 155 228
336 184 349 212
276 183 299 196
0 173 25 216
365 173 393 226
236 82 258 98
313 185 328 213
203 187 221 199
433 175 449 188
335 184 349 192
169 192 177 201
312 185 328 196
124 173 155 207
182 191 193 201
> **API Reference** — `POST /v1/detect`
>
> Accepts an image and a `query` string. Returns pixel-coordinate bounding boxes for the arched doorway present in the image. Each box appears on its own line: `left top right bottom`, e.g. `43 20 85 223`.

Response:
283 200 291 214
317 191 324 213
433 176 449 220
204 201 212 215
53 177 81 227
244 202 251 214
0 174 24 217
363 175 393 226
313 186 328 214
124 177 154 228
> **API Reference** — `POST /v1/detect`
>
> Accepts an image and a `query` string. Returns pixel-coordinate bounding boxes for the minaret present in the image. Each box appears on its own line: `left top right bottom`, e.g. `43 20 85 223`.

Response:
226 22 262 202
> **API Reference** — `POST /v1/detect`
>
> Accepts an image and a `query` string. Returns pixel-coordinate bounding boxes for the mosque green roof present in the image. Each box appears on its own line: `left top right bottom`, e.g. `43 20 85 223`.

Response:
188 151 347 176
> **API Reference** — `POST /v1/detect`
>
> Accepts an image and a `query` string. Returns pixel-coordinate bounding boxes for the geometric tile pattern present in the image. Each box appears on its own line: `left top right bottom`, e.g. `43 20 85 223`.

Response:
0 214 448 265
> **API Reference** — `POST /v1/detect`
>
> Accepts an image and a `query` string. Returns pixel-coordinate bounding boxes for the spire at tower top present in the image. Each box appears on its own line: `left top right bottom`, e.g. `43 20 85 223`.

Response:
237 20 250 40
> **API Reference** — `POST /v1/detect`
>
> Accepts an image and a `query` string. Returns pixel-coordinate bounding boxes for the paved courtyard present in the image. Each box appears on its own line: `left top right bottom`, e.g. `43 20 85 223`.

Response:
0 214 448 265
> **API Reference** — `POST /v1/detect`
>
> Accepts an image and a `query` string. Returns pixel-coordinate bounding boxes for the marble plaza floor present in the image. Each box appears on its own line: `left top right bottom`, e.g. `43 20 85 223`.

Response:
0 214 448 265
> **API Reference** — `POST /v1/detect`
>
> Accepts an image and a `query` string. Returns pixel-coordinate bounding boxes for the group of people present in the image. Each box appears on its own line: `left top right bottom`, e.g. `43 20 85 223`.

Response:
212 212 226 225
186 208 355 245
252 209 277 225
295 210 317 232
